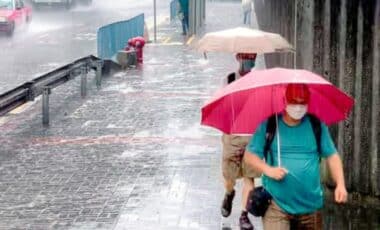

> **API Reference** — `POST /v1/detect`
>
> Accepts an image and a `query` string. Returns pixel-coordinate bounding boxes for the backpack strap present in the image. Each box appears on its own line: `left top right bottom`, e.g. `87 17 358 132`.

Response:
308 114 322 156
264 114 277 164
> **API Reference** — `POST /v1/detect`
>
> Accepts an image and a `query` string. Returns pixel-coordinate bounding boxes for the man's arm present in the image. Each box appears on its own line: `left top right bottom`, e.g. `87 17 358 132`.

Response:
244 151 288 180
326 153 348 203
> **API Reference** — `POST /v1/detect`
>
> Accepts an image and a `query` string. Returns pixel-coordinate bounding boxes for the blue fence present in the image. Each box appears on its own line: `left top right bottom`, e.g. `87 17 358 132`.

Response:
170 0 178 21
97 14 145 60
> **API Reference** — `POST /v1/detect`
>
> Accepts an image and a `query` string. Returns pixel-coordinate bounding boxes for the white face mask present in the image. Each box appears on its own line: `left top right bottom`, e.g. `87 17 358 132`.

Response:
286 104 308 120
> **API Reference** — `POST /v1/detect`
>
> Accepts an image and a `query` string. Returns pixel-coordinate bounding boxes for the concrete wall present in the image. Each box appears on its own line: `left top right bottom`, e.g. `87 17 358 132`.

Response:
253 0 380 197
189 0 206 36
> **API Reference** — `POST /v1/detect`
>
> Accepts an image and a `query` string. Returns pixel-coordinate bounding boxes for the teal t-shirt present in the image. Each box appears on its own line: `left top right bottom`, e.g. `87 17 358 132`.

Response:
178 0 189 15
247 115 337 215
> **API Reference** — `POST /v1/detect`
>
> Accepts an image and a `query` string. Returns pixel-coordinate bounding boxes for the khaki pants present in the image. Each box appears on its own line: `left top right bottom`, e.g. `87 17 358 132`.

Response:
263 201 322 230
221 134 260 184
221 134 260 211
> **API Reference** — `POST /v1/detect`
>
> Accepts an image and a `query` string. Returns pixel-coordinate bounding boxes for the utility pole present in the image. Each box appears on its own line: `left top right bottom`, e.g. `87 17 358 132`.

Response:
154 0 157 42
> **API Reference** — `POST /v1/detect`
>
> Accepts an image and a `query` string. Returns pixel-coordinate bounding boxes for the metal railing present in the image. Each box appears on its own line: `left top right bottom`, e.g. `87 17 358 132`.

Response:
1 12 147 127
0 55 110 126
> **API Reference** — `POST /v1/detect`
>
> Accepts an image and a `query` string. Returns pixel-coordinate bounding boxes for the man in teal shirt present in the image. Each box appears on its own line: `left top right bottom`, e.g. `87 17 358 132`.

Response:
244 84 347 229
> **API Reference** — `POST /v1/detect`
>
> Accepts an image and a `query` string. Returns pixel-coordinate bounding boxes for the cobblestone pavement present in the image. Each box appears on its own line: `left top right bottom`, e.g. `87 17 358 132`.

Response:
0 1 265 229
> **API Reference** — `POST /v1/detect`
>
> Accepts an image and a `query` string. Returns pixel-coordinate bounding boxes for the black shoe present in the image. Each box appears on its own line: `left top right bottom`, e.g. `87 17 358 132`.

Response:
239 211 254 230
221 190 235 217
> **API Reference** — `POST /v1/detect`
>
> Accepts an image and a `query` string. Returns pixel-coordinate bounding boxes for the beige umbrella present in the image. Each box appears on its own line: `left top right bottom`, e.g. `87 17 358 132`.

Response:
196 27 294 54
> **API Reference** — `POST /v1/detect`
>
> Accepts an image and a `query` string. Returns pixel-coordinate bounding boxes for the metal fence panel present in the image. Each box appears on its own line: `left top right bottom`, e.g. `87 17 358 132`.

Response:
97 14 145 59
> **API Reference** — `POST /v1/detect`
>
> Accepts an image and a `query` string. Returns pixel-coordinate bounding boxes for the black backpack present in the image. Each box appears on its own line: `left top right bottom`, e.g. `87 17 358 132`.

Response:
263 114 322 162
227 72 236 84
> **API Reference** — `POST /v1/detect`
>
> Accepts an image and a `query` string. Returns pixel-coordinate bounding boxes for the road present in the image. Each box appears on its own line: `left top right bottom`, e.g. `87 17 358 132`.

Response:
0 0 170 94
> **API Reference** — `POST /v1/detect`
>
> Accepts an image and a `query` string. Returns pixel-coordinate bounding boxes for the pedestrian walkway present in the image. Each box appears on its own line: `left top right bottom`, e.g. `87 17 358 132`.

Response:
0 1 264 229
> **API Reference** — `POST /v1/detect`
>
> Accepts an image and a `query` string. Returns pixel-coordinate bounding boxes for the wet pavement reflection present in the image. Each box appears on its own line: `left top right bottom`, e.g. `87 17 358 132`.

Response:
0 0 378 229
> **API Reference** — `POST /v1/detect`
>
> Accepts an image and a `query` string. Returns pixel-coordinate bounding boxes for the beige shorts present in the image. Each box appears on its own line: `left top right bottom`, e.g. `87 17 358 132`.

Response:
221 134 261 181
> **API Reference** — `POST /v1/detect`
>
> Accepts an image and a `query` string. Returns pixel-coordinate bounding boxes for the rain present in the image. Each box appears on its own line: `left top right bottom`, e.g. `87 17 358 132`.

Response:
0 0 379 229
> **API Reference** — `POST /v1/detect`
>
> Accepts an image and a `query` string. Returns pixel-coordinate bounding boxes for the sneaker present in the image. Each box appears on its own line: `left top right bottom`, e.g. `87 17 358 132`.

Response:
239 211 254 230
221 190 235 217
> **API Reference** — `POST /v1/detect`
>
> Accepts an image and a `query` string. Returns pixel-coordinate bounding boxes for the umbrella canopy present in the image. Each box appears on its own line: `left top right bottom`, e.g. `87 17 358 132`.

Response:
201 68 355 134
196 27 294 54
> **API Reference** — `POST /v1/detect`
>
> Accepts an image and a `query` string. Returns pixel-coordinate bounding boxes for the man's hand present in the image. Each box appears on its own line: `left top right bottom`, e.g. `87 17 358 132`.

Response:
326 154 347 203
264 167 288 180
244 151 287 180
334 184 348 203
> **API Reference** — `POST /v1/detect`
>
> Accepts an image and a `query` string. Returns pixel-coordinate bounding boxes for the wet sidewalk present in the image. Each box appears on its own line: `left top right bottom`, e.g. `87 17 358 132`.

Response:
0 1 264 229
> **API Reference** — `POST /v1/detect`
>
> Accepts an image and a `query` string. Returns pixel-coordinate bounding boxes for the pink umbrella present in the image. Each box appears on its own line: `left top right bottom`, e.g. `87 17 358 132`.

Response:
201 68 355 134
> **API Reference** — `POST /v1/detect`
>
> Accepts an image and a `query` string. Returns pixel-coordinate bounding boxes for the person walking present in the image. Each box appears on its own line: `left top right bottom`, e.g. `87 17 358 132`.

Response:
226 53 257 83
221 52 258 230
178 0 189 35
242 0 253 25
244 84 348 230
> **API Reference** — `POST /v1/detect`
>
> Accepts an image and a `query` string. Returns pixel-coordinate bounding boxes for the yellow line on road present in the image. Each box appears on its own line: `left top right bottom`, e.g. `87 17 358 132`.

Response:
9 103 29 115
163 37 171 44
186 35 195 45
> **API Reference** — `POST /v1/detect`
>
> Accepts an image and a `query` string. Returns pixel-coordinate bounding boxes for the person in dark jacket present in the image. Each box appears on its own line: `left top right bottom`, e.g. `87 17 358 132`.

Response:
178 0 189 35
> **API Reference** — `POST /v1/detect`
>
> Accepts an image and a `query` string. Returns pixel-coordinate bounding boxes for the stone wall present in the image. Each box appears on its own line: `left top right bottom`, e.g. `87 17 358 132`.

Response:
253 0 380 197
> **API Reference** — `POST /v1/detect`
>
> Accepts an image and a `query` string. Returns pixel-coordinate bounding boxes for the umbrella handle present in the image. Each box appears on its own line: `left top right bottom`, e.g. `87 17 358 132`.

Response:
275 113 281 167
